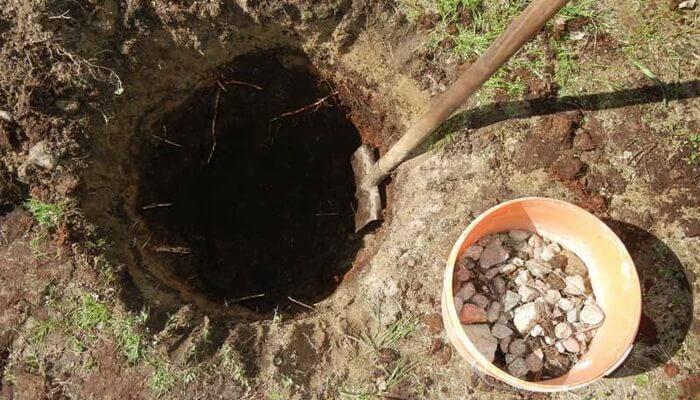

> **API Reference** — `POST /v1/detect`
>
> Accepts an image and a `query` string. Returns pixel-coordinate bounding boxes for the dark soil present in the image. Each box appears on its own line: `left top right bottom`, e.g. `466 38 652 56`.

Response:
135 50 362 314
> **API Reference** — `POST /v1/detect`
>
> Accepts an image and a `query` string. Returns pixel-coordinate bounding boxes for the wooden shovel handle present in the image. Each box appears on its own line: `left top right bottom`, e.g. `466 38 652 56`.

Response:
365 0 571 187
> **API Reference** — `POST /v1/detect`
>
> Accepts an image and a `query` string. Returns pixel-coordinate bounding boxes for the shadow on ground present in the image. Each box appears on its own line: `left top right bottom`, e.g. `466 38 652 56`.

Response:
603 219 693 377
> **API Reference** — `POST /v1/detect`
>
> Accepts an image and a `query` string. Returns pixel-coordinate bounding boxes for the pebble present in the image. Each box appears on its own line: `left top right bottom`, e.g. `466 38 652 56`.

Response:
500 263 517 274
486 301 501 323
678 0 696 10
459 303 488 324
479 241 509 269
563 250 588 277
528 234 543 248
562 337 580 353
514 270 532 286
492 276 506 295
510 257 525 267
530 324 544 337
525 260 549 278
28 141 57 170
518 286 538 302
484 267 500 279
453 296 464 312
492 323 513 339
566 308 579 323
470 294 490 309
508 339 527 356
551 308 563 319
525 352 544 372
539 246 555 261
508 357 529 377
464 245 483 260
455 266 473 281
544 336 555 345
564 275 585 295
532 279 548 292
558 298 574 312
462 324 497 362
55 99 80 114
554 322 573 339
508 230 531 242
545 290 562 304
555 342 566 353
546 273 566 290
457 282 475 301
0 109 13 122
500 336 511 353
579 304 604 325
513 302 545 334
502 290 521 311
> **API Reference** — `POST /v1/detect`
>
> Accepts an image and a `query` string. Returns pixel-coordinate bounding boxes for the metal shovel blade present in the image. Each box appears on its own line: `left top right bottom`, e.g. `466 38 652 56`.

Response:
351 145 382 232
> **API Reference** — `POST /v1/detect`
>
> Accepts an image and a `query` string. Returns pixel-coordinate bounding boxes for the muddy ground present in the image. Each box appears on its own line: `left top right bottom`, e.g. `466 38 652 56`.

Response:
0 0 699 399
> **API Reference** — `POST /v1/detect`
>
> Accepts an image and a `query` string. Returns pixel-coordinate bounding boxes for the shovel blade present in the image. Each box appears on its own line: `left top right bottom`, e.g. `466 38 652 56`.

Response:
351 145 382 232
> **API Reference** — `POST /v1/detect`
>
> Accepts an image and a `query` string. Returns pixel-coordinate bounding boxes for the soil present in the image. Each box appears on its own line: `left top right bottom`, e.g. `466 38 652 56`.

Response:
0 0 698 399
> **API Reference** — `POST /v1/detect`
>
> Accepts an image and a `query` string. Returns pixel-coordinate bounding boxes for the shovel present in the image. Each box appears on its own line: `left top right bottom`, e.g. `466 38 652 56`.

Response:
352 0 571 231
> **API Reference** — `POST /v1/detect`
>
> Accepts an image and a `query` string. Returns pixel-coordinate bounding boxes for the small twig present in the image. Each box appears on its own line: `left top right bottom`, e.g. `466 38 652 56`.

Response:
221 79 263 91
207 88 221 164
141 202 173 210
288 296 317 311
49 10 72 20
151 134 182 148
151 245 191 254
270 91 337 122
229 293 265 303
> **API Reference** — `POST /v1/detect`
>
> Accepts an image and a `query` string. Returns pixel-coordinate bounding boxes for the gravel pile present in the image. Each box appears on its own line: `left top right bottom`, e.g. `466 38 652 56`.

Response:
453 230 605 380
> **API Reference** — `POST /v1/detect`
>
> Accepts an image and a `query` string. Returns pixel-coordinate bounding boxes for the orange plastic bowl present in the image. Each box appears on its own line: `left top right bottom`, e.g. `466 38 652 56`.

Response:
441 197 641 392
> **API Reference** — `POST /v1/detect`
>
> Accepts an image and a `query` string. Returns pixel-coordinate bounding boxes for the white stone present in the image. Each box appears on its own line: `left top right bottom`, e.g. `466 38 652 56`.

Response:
564 275 585 295
518 286 538 302
530 324 544 337
544 290 562 304
566 308 579 323
464 244 483 260
507 357 529 377
479 241 509 269
528 234 543 248
554 322 573 339
502 290 521 312
678 0 696 9
508 339 527 356
514 270 532 286
453 296 464 312
525 260 550 278
549 242 562 253
544 336 555 345
462 324 498 362
457 282 475 301
513 303 545 334
562 337 581 353
470 294 489 309
500 263 517 274
508 230 531 242
487 301 502 323
555 342 566 353
491 323 513 339
580 304 605 325
510 257 525 267
539 246 555 261
28 141 57 170
558 298 574 312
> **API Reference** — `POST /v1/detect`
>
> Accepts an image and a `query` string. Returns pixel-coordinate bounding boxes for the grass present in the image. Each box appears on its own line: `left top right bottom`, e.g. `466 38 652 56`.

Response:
219 343 250 388
24 199 63 229
687 134 700 164
635 372 650 386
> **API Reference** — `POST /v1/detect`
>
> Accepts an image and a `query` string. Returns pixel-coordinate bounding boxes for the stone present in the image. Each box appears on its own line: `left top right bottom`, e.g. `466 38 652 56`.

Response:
462 324 497 362
562 337 580 353
678 0 696 9
566 308 579 323
530 324 544 337
518 286 538 302
500 263 517 274
484 267 500 280
505 354 516 365
470 294 489 309
453 296 464 312
0 110 13 122
525 260 550 278
544 336 555 345
508 230 531 242
479 241 509 269
500 336 511 353
528 234 543 248
497 315 509 326
508 339 527 356
575 332 588 342
514 270 532 286
532 279 548 293
550 253 568 269
28 141 57 170
455 266 473 281
554 322 573 339
492 276 506 295
55 99 80 114
539 246 555 262
564 275 585 295
507 357 529 377
563 250 588 277
487 301 502 323
459 303 488 324
525 352 544 372
513 303 546 334
464 245 483 260
492 323 513 339
555 342 566 353
544 290 562 304
580 304 605 325
510 257 525 267
551 308 563 319
558 298 574 311
456 282 475 301
502 290 521 312
546 273 566 290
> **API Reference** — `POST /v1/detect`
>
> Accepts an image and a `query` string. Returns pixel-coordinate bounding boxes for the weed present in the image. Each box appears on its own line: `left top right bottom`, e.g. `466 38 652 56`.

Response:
363 315 419 350
31 319 57 345
635 372 650 386
687 134 700 164
73 294 111 330
149 359 177 395
281 374 294 389
219 343 250 388
24 199 63 229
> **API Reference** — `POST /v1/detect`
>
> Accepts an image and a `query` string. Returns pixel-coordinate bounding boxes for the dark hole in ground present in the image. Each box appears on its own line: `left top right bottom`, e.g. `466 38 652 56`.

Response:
136 50 362 315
